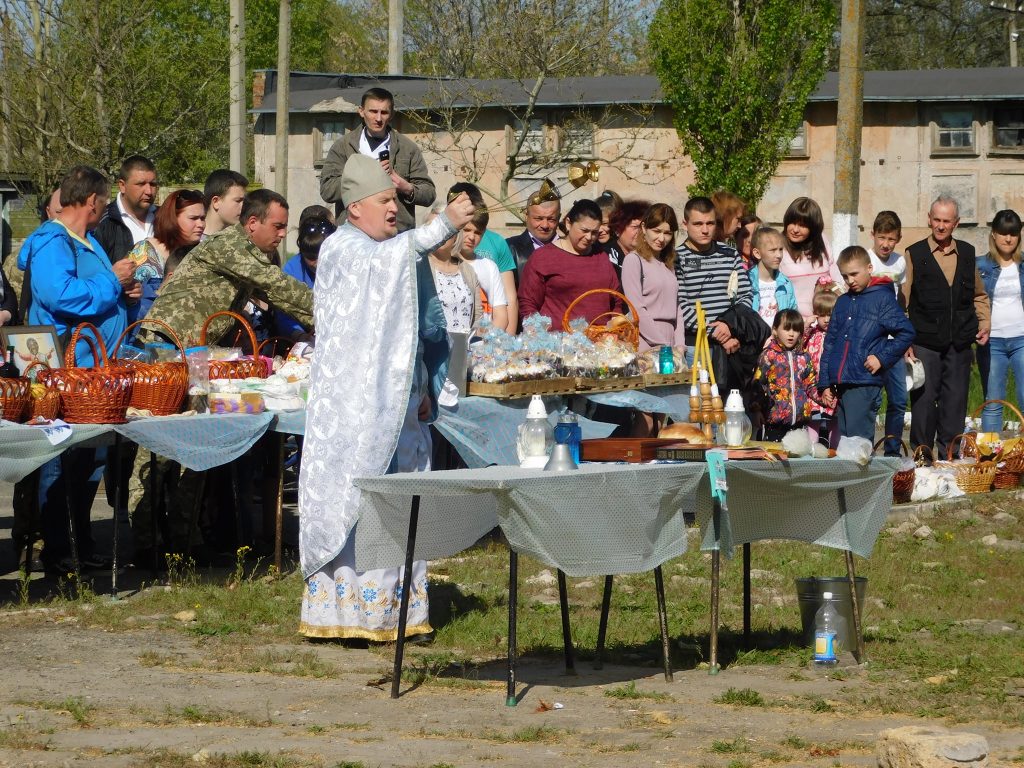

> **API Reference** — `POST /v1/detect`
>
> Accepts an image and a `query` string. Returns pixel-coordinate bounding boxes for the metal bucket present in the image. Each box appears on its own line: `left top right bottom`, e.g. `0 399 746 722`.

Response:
795 576 868 653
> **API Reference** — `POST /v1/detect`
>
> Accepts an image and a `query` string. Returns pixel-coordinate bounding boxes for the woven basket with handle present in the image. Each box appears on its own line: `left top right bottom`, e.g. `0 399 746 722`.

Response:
971 398 1024 475
23 361 60 421
200 310 270 381
110 318 190 416
562 288 640 349
873 435 914 503
37 323 134 423
0 374 31 422
946 433 996 494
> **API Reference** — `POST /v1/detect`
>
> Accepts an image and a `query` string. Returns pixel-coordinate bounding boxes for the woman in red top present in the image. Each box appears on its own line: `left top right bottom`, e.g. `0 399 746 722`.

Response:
518 199 622 331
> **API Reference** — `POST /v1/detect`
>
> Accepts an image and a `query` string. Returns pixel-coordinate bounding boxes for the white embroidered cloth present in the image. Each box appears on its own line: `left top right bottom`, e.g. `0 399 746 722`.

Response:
298 215 455 577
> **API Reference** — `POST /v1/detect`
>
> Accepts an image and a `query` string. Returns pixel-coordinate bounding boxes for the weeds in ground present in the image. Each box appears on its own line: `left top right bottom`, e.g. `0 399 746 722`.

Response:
714 687 766 707
603 680 673 702
710 737 751 753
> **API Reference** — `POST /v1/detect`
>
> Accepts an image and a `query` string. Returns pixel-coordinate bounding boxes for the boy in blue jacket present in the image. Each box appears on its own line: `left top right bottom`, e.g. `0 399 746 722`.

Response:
818 246 915 442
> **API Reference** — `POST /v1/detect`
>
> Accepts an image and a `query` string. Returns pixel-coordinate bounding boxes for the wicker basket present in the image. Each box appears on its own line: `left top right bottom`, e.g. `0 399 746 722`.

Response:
38 323 134 424
201 310 269 380
946 433 996 494
22 362 61 421
993 470 1021 490
874 435 914 504
111 319 189 416
971 398 1024 475
563 289 640 349
0 375 31 422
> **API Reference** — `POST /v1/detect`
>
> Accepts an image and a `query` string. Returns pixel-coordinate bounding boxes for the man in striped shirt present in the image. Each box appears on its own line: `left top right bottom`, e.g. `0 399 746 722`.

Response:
674 196 753 365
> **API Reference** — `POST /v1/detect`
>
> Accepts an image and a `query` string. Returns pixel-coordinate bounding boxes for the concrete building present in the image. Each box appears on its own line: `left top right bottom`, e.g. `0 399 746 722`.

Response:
253 68 1024 253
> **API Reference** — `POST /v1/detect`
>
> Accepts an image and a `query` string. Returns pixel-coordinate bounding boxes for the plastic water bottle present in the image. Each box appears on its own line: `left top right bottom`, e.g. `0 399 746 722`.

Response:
554 410 582 465
813 591 841 665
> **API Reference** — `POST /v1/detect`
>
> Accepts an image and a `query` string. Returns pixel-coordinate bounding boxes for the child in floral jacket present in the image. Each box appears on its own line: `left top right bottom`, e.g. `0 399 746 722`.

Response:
757 308 820 441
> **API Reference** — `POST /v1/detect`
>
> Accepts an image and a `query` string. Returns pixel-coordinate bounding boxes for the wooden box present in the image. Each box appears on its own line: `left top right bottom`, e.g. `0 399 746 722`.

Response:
581 437 713 463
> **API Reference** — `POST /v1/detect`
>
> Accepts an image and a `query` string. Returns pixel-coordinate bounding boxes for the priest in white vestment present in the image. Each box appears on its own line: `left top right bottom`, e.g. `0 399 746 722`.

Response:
298 154 475 640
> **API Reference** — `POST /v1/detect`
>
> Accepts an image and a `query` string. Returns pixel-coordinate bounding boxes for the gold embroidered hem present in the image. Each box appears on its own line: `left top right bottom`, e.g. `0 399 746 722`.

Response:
300 530 430 640
298 621 433 641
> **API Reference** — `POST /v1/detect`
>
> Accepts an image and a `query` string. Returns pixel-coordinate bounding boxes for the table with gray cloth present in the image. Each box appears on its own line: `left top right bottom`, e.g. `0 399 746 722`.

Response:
695 456 901 669
0 413 275 483
353 461 708 702
352 455 899 700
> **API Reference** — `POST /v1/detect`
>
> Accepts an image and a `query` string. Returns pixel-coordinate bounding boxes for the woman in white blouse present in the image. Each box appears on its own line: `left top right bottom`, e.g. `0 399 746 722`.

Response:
976 209 1024 432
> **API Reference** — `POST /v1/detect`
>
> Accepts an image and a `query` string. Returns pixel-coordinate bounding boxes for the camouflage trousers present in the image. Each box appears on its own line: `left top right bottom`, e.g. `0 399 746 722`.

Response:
128 451 205 553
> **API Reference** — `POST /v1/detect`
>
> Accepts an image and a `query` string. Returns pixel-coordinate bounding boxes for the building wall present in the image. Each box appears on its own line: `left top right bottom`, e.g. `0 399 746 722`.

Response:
256 100 1024 254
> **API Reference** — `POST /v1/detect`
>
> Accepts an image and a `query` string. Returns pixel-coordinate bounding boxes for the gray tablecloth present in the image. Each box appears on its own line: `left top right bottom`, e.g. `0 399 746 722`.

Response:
698 457 900 559
0 421 114 482
0 412 276 481
353 463 706 575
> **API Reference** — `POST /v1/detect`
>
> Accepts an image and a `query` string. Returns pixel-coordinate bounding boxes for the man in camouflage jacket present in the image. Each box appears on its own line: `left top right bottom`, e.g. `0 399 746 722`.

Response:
129 189 312 565
144 189 313 347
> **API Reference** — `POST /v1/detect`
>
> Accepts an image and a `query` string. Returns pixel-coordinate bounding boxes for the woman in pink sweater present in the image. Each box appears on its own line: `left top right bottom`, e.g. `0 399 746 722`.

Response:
621 203 684 352
621 202 683 436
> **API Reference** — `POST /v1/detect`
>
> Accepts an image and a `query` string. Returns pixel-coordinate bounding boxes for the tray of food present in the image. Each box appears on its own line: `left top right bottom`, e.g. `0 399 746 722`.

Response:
466 377 577 399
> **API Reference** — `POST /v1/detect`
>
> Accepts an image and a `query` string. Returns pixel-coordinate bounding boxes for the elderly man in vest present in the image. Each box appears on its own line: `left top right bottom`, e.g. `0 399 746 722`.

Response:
902 196 990 458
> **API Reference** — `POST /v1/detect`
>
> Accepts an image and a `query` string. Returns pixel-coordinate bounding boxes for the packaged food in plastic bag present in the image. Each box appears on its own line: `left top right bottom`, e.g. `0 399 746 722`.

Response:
836 436 872 465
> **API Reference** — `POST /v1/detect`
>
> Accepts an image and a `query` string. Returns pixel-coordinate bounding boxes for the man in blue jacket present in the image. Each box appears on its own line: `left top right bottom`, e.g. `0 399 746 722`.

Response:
818 246 915 442
17 165 140 574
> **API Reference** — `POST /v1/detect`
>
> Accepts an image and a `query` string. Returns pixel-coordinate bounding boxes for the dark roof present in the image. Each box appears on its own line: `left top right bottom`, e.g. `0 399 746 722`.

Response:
254 67 1024 115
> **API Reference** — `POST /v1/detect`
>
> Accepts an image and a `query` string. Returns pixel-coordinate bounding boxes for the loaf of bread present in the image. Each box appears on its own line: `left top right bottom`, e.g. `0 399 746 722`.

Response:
658 422 705 441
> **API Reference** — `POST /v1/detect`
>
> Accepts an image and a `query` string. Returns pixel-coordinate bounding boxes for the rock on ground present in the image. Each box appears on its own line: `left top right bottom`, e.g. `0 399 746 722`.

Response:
877 725 988 768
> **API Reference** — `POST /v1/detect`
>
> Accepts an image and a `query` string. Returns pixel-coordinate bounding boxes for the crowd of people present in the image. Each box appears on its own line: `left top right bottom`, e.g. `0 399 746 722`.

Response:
3 85 1022 646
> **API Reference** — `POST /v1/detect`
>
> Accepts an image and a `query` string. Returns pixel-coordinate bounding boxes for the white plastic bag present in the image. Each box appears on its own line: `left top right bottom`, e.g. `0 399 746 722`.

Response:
836 436 872 466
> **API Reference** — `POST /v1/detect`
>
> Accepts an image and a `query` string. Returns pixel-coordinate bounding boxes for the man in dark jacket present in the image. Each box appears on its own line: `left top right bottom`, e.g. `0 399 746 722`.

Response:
819 247 915 442
93 155 158 263
901 197 990 457
506 188 560 284
319 87 435 232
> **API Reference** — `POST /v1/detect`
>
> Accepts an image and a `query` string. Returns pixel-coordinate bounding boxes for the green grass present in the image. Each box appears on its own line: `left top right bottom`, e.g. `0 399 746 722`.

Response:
603 680 673 702
714 688 766 707
710 737 750 753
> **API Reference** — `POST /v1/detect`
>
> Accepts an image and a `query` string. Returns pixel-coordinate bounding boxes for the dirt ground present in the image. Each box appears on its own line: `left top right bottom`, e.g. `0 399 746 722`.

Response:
1 617 1023 768
2 483 1023 768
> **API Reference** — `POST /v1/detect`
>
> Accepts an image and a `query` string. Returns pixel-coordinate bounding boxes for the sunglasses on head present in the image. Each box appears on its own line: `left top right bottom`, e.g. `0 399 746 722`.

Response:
302 219 335 235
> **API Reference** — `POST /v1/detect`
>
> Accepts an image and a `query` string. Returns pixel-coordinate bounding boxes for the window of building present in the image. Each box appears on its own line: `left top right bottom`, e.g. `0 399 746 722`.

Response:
993 106 1024 151
780 122 809 159
316 120 350 163
507 111 595 161
931 108 976 155
509 117 547 159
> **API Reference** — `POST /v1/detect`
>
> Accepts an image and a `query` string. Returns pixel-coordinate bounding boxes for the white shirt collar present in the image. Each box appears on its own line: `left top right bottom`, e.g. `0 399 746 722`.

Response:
116 193 155 245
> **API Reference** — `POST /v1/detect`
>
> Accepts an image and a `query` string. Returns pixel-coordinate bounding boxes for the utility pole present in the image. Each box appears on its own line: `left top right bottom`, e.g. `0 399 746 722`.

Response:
989 1 1023 67
229 0 247 174
388 0 403 74
831 0 866 252
275 0 291 259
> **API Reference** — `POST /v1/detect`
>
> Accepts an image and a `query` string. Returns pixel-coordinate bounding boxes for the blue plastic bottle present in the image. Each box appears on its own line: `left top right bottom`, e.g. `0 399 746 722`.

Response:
554 411 582 465
659 345 675 375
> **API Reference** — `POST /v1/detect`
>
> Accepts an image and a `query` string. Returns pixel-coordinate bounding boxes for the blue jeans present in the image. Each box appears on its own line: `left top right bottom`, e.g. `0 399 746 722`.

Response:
837 384 882 442
981 336 1024 432
873 362 908 455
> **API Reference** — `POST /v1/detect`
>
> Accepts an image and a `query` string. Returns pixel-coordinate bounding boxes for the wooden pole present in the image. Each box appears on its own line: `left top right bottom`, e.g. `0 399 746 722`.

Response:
274 0 290 260
229 0 247 173
831 0 866 252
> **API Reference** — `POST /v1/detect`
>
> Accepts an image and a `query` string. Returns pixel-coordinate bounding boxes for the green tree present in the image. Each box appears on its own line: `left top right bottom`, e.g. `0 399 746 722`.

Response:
650 0 835 206
0 0 339 190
